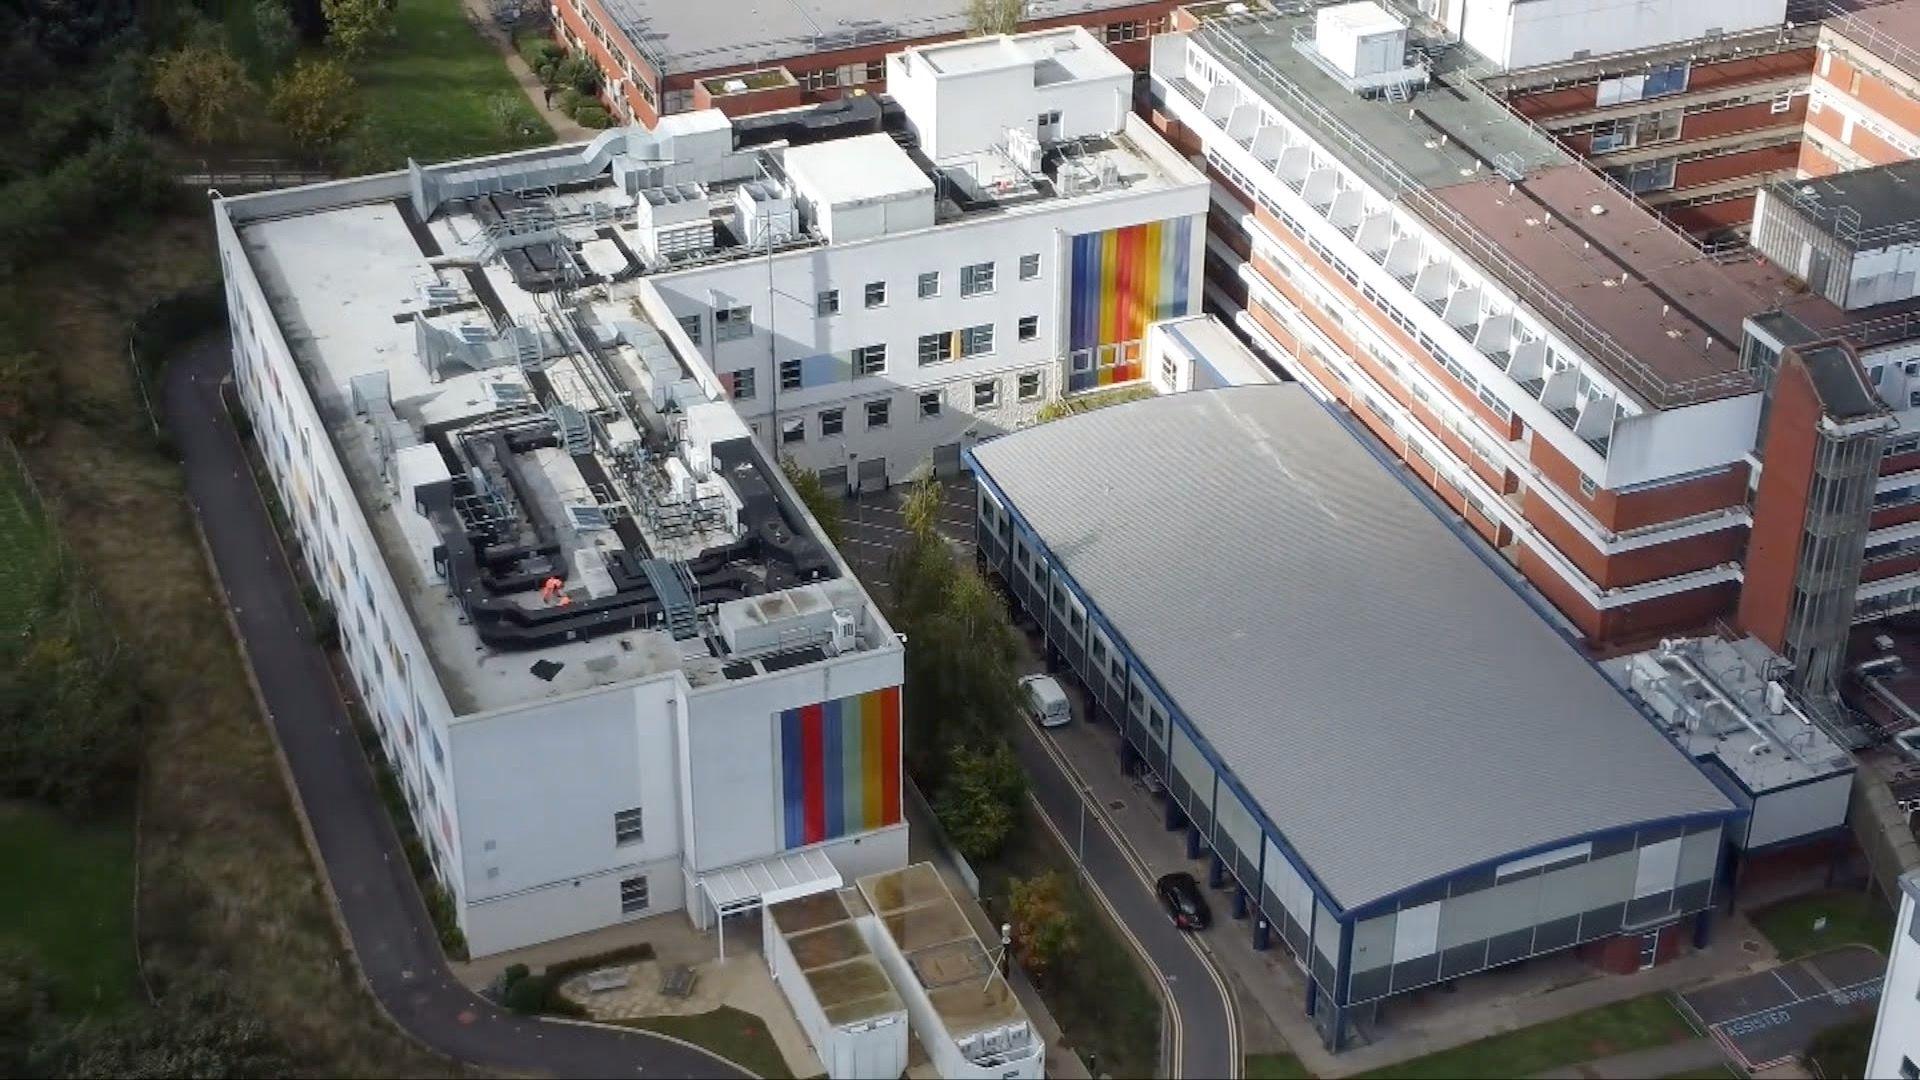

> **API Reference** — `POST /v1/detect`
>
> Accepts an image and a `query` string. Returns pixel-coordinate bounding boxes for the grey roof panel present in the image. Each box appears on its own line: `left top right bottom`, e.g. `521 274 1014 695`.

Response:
969 386 1735 911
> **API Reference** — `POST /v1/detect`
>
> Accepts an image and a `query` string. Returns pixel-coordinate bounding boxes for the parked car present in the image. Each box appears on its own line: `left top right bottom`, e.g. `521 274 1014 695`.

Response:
1156 872 1211 931
1019 673 1072 728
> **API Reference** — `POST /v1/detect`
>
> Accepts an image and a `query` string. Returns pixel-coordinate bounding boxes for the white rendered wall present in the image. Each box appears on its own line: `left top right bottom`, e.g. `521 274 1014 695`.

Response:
887 43 1130 162
1459 0 1786 72
651 158 1206 485
1866 875 1920 1079
465 854 687 957
217 199 469 908
1743 773 1855 852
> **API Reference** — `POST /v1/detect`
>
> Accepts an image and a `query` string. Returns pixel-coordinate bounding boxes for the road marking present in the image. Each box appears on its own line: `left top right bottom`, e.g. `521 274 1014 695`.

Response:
1025 718 1241 1079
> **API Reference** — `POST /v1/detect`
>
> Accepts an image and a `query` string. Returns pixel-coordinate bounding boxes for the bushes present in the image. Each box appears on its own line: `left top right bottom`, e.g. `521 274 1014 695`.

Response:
497 943 655 1017
518 36 565 77
572 103 612 128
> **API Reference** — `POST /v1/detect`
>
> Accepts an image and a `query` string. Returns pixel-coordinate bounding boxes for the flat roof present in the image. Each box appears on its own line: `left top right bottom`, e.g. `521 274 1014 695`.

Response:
1827 0 1920 79
857 864 1029 1041
767 888 905 1027
1765 161 1920 249
968 386 1736 911
784 133 935 205
599 0 1160 75
1427 166 1773 390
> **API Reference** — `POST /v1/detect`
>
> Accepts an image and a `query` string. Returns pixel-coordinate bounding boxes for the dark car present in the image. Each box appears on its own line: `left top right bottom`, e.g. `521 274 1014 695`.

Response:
1156 872 1211 930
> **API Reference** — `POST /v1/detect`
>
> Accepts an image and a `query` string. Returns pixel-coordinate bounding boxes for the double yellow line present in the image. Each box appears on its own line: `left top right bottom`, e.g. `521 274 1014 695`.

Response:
1023 718 1241 1079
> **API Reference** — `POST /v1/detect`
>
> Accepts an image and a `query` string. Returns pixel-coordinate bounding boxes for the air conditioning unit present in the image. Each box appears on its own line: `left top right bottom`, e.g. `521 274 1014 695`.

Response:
827 608 857 654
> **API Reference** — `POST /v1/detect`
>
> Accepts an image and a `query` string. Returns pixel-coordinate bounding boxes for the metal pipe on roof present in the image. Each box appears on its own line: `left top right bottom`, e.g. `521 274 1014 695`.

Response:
1657 639 1811 767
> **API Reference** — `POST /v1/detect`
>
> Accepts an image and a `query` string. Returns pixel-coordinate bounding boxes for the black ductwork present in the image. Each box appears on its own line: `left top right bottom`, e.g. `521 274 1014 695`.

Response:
416 422 839 651
733 93 884 151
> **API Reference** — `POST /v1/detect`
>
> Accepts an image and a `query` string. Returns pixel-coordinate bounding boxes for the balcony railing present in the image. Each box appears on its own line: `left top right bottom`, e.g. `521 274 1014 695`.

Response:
1189 15 1761 410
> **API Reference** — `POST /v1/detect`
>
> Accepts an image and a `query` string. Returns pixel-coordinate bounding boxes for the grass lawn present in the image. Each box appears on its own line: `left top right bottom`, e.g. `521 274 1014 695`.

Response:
1359 994 1697 1079
0 448 65 642
973 801 1162 1079
1751 891 1896 960
349 0 554 170
0 802 138 1016
1247 1051 1313 1078
617 1006 794 1079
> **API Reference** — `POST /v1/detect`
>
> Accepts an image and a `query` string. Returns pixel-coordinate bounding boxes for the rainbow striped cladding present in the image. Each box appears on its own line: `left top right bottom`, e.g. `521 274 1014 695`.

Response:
778 687 902 850
1067 219 1194 392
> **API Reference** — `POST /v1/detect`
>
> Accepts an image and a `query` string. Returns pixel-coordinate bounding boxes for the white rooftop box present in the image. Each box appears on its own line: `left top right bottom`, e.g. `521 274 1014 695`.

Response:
1315 1 1408 82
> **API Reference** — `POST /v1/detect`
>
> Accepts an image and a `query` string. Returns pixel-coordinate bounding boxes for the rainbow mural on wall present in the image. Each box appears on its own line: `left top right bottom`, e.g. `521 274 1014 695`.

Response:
1067 218 1194 392
778 687 902 850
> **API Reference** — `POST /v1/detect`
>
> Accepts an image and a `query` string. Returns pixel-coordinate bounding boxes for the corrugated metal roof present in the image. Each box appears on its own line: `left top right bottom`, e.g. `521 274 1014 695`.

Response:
969 385 1735 911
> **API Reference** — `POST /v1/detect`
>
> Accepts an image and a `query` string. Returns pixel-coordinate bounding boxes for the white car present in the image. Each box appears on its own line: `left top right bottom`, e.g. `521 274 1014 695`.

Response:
1019 674 1072 728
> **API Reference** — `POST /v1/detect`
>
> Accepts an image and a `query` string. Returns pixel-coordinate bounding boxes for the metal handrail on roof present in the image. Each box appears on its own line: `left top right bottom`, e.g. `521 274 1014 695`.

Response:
1193 14 1759 409
1821 0 1920 83
1774 176 1920 249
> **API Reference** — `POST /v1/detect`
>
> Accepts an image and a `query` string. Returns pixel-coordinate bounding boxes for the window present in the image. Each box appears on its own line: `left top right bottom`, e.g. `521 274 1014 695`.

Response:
820 408 844 437
614 807 644 846
866 399 891 428
714 305 753 341
620 875 650 914
724 368 755 400
919 332 955 366
864 280 887 308
817 289 840 316
781 417 805 444
917 271 940 298
800 67 839 91
1037 109 1061 129
676 313 702 345
1901 1057 1920 1080
961 323 994 357
1018 372 1043 400
974 379 999 409
960 262 995 297
1018 315 1039 341
1770 90 1795 114
865 59 885 81
779 358 803 390
919 391 942 418
1104 20 1141 43
852 343 887 376
1019 253 1041 280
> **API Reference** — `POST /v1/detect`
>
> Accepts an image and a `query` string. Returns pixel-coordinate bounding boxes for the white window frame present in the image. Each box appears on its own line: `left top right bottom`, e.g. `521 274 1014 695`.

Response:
960 262 996 297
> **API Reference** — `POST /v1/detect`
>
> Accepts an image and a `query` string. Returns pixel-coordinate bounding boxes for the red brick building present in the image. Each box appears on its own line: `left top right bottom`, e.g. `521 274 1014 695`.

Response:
549 0 1184 127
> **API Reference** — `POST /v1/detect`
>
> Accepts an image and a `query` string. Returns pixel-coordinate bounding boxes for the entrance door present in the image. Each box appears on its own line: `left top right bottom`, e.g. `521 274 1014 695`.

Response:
854 456 889 495
932 441 962 477
1637 930 1660 971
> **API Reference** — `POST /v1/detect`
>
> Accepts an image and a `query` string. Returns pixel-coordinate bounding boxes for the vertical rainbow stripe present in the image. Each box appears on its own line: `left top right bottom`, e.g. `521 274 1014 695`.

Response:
778 687 902 849
1067 218 1194 392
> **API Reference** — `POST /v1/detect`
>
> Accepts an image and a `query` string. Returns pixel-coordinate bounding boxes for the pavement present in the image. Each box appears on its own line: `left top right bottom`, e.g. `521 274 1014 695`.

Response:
164 339 746 1077
455 0 596 142
1679 945 1884 1072
837 482 1242 1080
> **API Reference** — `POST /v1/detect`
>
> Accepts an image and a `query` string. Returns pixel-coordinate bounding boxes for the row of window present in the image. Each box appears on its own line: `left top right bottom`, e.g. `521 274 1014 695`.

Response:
776 372 1047 444
680 257 1042 351
724 317 1039 398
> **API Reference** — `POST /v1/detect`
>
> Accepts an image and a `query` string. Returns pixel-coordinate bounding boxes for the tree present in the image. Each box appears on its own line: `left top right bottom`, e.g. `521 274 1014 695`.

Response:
780 457 844 546
254 0 300 69
270 58 359 152
322 0 396 59
934 742 1025 861
150 40 254 144
1008 871 1080 982
967 0 1024 36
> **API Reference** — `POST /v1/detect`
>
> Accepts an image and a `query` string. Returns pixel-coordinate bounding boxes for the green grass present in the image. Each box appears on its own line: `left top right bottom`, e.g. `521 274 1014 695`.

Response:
0 453 64 641
1359 994 1697 1079
974 802 1162 1079
349 0 554 170
616 1006 793 1079
0 802 138 1016
1750 891 1896 960
1247 1051 1313 1078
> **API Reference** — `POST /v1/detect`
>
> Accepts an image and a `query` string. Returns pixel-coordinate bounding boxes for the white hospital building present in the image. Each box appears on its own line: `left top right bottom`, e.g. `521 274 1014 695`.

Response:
212 27 1202 956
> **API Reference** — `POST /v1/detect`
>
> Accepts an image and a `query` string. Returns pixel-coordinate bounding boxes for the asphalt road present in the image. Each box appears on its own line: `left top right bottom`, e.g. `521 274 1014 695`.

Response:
165 340 747 1078
837 481 1241 1079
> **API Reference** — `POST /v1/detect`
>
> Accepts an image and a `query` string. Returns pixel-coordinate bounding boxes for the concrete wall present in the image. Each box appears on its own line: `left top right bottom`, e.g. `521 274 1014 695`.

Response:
1746 772 1855 851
